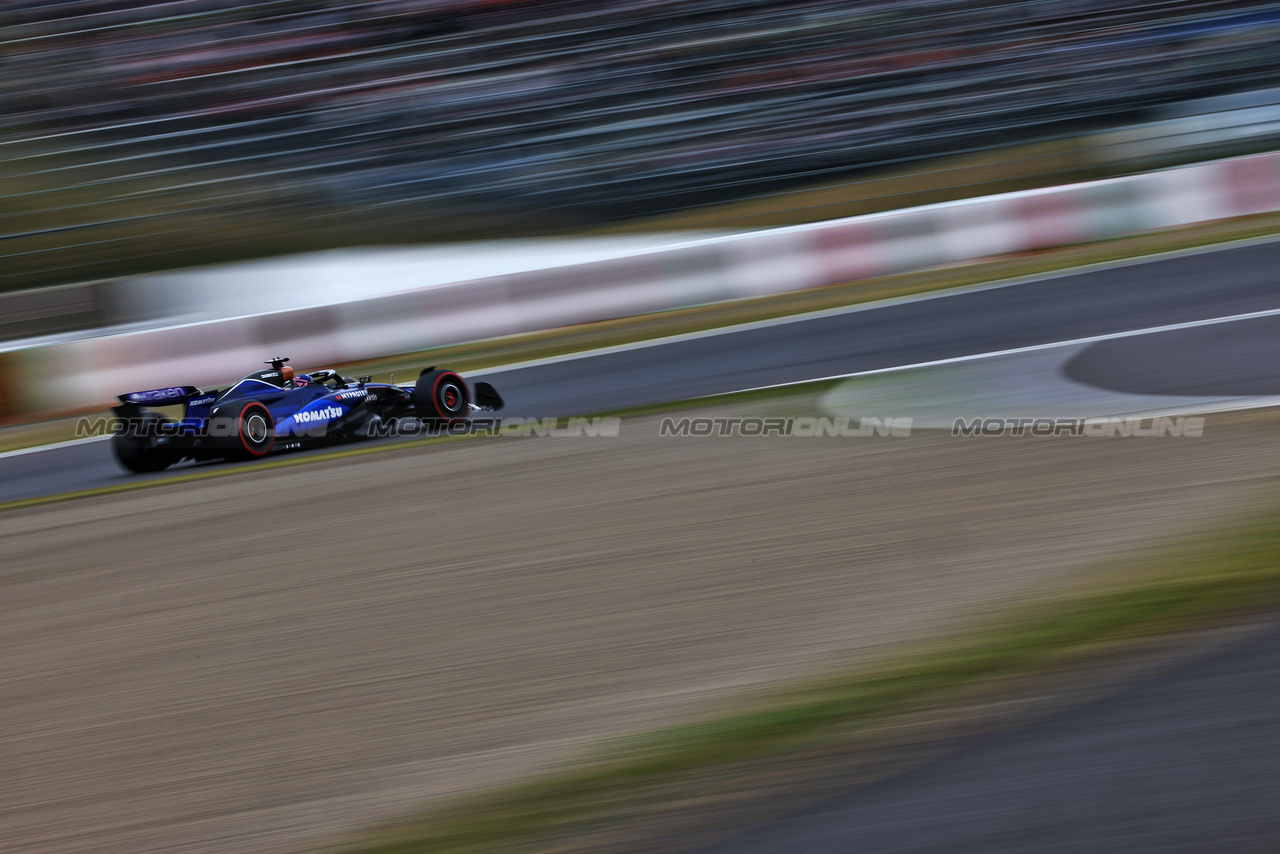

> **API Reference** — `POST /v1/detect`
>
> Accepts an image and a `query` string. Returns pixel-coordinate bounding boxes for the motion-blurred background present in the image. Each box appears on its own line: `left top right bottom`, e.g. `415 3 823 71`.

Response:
5 0 1280 293
6 5 1280 854
6 0 1280 420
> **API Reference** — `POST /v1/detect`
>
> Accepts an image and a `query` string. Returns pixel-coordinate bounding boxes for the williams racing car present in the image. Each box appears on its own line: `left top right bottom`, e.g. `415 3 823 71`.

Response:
111 357 503 473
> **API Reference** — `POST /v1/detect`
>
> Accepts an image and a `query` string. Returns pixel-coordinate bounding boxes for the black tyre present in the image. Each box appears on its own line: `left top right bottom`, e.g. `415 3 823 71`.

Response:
111 413 179 473
234 401 275 458
413 369 470 422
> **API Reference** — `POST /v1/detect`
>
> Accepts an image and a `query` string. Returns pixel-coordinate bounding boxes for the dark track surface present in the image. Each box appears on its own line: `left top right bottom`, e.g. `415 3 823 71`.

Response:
696 622 1280 854
4 237 1280 503
1065 312 1280 396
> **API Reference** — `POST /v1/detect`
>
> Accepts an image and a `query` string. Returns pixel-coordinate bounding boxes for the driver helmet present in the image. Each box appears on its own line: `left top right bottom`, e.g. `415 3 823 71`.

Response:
293 373 312 387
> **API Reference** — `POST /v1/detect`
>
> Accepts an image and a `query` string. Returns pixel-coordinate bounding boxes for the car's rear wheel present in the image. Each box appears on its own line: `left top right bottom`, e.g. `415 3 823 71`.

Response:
235 402 275 458
112 413 179 473
413 369 470 423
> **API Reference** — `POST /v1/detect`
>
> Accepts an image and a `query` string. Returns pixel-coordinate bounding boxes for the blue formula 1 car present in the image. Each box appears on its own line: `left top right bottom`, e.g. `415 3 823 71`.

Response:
111 357 503 473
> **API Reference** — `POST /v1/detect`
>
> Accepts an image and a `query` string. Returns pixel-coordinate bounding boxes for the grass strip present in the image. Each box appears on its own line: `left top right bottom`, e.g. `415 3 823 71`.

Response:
330 492 1280 854
0 134 1125 292
4 212 1280 446
284 216 1280 397
0 431 465 513
340 214 1280 381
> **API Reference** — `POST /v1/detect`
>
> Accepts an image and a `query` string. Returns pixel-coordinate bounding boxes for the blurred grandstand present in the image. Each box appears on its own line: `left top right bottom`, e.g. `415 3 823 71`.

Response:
3 0 1280 291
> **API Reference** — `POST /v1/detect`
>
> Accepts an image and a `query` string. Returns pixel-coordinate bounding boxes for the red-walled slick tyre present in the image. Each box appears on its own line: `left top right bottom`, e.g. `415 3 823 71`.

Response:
413 369 470 422
235 401 275 458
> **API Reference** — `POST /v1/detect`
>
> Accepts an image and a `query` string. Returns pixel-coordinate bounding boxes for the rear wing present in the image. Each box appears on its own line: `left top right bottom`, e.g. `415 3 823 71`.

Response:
116 386 205 406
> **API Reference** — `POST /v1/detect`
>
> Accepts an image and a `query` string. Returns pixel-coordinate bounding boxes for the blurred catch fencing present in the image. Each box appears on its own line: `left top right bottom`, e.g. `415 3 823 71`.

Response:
3 149 1279 418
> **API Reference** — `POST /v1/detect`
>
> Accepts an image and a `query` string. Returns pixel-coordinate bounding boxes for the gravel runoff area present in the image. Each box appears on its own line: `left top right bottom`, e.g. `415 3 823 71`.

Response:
4 407 1280 854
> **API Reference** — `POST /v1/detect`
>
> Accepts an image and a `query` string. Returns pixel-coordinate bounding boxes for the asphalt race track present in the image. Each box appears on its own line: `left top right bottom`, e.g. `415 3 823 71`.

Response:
4 237 1280 504
1064 312 1280 396
697 622 1280 854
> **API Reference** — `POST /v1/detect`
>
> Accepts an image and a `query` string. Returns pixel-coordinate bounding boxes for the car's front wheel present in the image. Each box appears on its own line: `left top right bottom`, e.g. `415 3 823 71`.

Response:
413 369 470 423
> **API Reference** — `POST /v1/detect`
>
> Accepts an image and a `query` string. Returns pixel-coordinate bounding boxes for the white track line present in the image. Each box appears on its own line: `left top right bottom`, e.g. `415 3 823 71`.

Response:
0 435 110 461
473 231 1280 377
728 305 1280 394
8 233 1280 460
